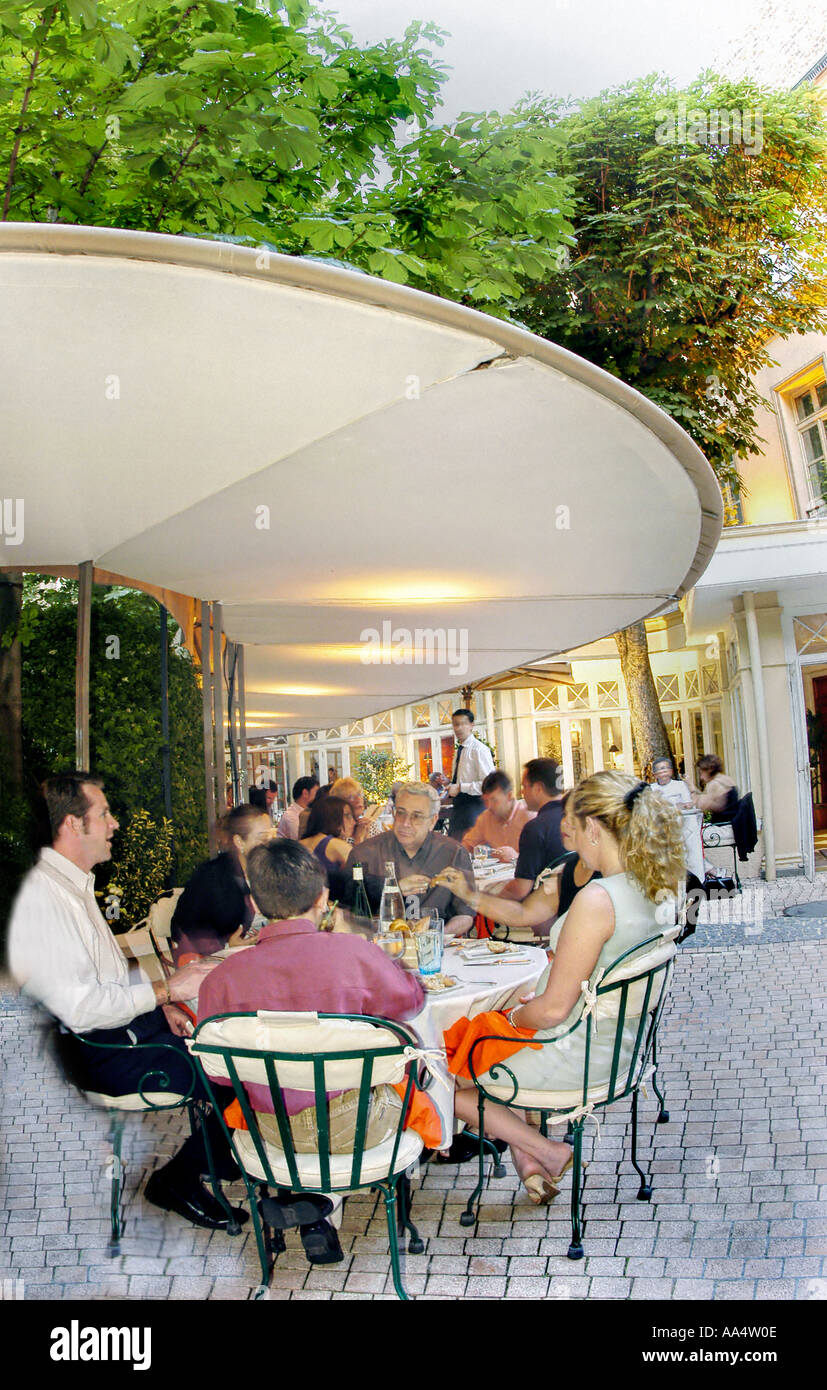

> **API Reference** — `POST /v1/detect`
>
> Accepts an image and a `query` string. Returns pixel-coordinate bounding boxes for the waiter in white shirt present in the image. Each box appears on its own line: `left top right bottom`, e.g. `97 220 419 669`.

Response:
447 708 496 840
7 771 246 1232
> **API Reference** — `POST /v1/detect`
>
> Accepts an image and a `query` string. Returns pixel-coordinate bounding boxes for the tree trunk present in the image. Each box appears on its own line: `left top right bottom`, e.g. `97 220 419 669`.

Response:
613 620 671 779
0 570 23 797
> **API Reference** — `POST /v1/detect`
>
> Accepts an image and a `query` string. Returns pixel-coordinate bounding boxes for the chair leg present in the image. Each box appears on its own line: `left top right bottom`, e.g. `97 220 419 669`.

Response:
481 1134 507 1178
190 1101 242 1236
384 1182 410 1300
567 1118 585 1260
651 1035 669 1123
250 1182 275 1296
459 1094 487 1228
108 1114 125 1256
732 847 741 892
396 1171 425 1255
630 1088 652 1201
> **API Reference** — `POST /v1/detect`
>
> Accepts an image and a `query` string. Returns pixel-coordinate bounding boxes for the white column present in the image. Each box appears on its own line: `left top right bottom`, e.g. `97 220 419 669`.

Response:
743 591 776 881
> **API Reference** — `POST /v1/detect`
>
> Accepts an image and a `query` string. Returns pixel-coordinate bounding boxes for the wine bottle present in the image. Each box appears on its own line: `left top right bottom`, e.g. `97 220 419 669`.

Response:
351 863 373 927
378 861 405 931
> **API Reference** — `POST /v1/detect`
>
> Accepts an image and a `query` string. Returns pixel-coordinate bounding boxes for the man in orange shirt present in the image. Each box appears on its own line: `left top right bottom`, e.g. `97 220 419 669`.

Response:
461 771 535 863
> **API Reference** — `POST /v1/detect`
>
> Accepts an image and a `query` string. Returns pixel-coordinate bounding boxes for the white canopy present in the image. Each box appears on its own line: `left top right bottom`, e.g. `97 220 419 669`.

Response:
1 223 722 734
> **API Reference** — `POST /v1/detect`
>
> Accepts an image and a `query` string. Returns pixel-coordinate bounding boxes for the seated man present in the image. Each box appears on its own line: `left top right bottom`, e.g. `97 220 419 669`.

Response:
494 758 566 902
461 770 535 863
343 781 475 934
276 775 319 840
171 802 272 962
197 839 424 1263
7 771 246 1231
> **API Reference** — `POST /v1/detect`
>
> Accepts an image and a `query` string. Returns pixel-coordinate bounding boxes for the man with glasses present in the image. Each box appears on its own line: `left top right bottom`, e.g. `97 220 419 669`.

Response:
344 782 475 935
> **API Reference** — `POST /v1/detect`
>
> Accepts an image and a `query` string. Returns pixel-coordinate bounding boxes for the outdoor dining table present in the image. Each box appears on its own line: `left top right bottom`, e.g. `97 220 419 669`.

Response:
410 942 548 1149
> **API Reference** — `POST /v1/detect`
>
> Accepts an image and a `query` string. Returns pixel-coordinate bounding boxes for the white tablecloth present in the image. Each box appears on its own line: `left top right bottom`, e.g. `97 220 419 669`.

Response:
680 808 705 880
410 944 548 1148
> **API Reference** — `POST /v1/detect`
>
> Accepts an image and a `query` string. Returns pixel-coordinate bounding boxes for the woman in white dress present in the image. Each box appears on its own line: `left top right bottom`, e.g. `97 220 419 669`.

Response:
435 771 685 1203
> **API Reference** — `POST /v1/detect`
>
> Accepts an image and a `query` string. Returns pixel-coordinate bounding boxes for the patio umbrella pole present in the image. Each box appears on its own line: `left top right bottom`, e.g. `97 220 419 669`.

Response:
200 600 218 854
212 601 225 817
237 644 248 805
74 561 92 771
158 602 175 880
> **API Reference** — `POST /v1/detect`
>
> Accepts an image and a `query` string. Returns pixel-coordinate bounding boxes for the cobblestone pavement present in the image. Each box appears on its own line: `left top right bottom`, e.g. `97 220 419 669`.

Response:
2 909 826 1302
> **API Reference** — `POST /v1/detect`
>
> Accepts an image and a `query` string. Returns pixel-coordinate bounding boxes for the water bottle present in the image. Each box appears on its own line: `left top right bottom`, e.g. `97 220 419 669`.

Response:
379 861 405 931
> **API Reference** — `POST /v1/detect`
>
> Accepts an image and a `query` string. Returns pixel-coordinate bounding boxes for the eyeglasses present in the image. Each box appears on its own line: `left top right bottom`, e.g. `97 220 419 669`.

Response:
393 808 431 825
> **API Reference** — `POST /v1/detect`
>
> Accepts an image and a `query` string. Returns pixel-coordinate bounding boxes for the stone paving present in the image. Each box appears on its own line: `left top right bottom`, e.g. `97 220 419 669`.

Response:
1 892 826 1302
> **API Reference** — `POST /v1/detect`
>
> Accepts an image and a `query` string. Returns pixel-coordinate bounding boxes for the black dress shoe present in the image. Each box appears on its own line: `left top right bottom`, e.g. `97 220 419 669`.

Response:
299 1218 344 1265
145 1172 249 1231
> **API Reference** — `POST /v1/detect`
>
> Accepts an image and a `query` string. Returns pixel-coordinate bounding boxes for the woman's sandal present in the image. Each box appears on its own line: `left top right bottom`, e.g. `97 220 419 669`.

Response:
522 1153 588 1206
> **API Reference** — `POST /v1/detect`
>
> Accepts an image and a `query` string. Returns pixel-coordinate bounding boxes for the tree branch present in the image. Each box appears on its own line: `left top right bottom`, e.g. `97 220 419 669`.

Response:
1 4 59 221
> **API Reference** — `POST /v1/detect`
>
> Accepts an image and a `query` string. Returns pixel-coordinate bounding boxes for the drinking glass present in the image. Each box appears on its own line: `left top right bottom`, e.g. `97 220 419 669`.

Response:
415 928 443 975
375 931 405 961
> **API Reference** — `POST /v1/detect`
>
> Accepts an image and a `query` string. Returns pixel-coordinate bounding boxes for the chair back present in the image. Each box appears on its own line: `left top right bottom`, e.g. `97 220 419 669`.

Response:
147 889 183 953
577 930 677 1107
470 929 677 1111
118 926 168 984
190 1011 420 1193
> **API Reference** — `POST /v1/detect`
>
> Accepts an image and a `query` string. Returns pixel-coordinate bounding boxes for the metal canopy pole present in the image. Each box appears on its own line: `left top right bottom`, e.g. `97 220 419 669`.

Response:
200 600 217 854
237 643 249 805
75 561 93 770
212 601 225 816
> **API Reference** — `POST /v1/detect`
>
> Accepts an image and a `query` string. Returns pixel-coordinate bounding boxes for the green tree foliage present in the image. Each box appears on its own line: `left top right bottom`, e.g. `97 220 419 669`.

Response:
518 75 827 491
0 0 575 316
354 748 410 805
18 577 207 887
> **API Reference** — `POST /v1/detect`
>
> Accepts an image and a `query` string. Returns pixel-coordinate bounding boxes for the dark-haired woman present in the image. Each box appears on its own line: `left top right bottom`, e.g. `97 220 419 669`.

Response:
434 772 685 1204
689 754 738 823
300 795 355 903
170 805 272 963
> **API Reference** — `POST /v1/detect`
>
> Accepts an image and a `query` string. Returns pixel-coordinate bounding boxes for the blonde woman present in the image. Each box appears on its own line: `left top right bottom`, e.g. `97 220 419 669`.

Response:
434 771 685 1203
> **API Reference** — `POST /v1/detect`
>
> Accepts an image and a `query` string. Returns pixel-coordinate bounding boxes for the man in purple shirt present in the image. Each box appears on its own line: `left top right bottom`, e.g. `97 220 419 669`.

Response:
197 838 423 1264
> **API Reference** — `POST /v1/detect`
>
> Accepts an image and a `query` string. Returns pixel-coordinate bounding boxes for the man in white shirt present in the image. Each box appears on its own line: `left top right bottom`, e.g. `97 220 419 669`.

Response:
8 771 247 1232
446 708 496 840
276 775 319 839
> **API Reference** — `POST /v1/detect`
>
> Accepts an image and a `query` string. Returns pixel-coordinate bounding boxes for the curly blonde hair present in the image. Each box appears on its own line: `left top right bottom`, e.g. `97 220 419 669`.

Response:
569 770 685 902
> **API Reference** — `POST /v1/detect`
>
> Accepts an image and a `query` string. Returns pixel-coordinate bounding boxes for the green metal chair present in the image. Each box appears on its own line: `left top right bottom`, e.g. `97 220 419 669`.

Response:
458 929 677 1259
70 1033 237 1256
189 1010 430 1300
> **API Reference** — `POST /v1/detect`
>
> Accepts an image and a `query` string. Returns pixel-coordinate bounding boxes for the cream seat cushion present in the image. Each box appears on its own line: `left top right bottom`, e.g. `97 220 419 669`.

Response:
232 1124 423 1187
82 1090 187 1111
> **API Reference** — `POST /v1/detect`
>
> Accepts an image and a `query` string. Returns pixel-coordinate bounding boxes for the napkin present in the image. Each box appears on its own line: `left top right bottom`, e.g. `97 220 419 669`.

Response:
443 1010 541 1081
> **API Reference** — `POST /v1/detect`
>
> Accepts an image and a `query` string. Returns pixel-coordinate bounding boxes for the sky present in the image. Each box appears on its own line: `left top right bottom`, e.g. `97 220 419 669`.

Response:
315 0 768 115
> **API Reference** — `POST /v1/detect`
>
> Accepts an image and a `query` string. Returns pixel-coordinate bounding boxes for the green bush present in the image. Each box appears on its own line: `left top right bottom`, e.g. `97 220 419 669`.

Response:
355 749 412 805
99 809 174 931
19 577 207 887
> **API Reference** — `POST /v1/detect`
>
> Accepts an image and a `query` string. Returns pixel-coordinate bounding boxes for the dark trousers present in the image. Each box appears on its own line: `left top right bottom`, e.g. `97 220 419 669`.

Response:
448 792 485 841
53 1009 237 1187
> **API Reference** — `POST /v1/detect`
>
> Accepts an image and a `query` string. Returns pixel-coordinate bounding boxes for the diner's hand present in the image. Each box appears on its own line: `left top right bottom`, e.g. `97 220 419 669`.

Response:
162 1004 193 1037
168 958 219 1001
227 924 247 947
398 873 430 895
447 784 459 798
491 845 518 863
431 866 473 902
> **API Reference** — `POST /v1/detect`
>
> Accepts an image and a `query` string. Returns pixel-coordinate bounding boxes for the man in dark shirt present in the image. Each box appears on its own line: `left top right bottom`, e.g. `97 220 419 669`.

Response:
495 758 566 902
171 804 272 961
344 782 474 934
